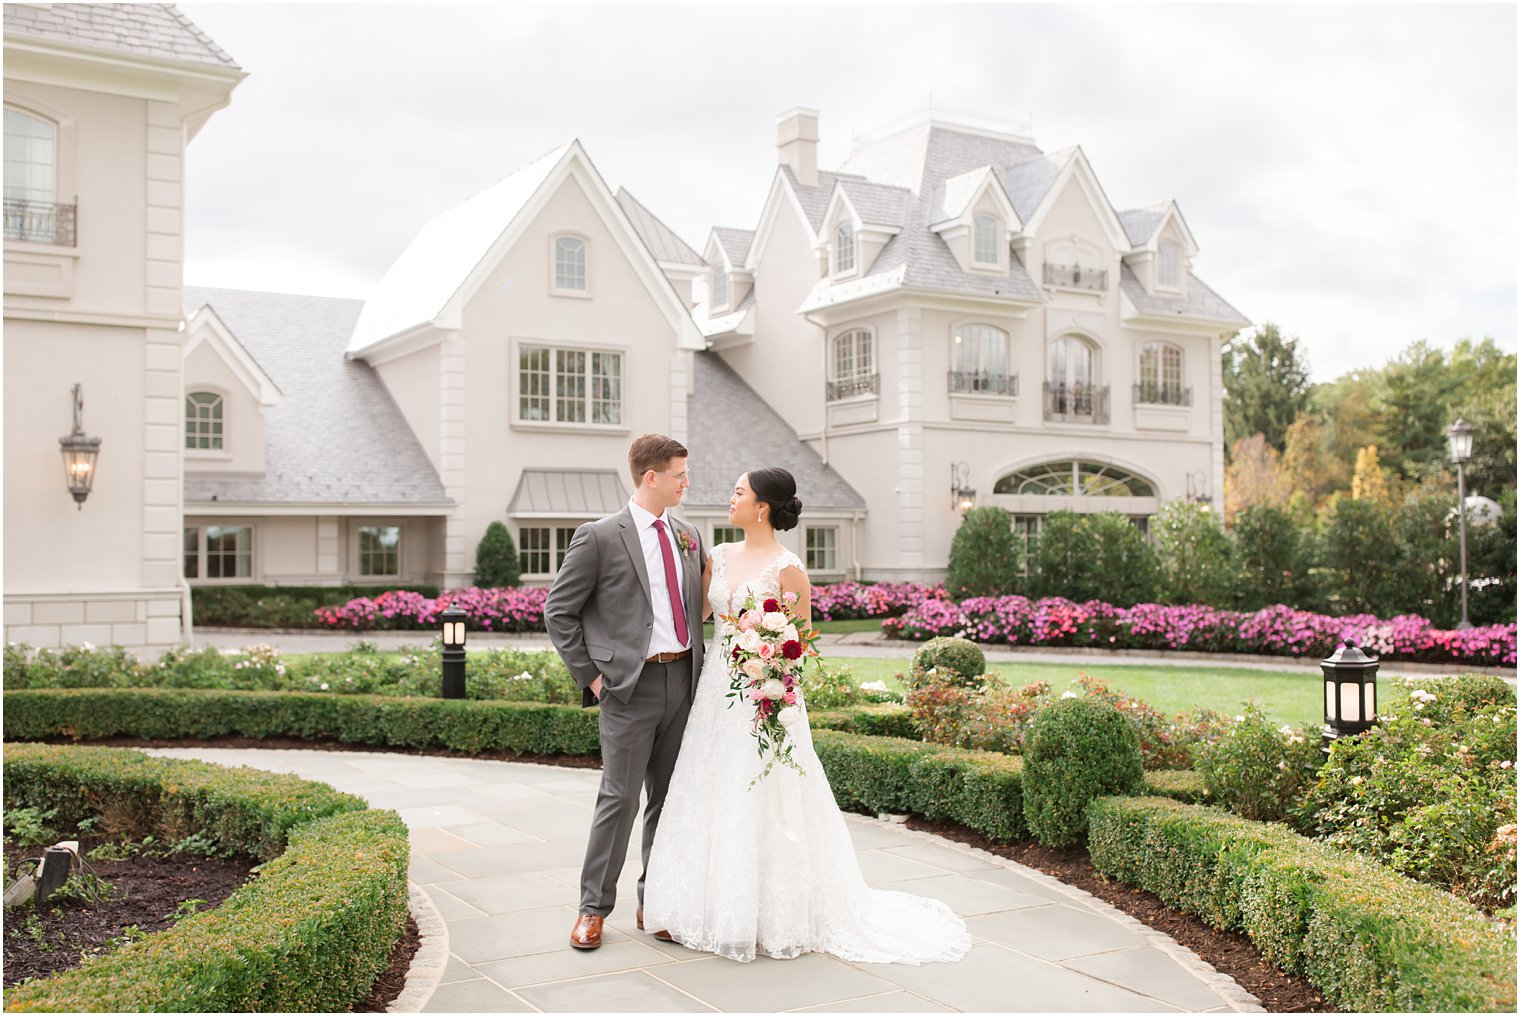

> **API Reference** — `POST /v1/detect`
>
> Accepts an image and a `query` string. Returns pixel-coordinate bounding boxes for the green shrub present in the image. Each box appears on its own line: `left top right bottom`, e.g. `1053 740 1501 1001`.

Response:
808 705 917 739
802 660 887 710
1084 512 1162 607
3 643 143 689
1140 769 1208 804
474 520 522 588
1194 704 1324 822
3 744 407 1013
1153 500 1237 607
1027 509 1101 601
945 506 1019 597
1087 796 1517 1013
907 673 1052 754
1022 697 1144 847
191 584 438 629
910 636 985 687
1072 675 1229 770
1232 504 1312 611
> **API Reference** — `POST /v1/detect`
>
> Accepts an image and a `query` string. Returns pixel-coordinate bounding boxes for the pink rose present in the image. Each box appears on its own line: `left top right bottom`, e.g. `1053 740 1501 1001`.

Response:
783 690 798 705
742 658 766 682
758 642 776 660
742 609 763 630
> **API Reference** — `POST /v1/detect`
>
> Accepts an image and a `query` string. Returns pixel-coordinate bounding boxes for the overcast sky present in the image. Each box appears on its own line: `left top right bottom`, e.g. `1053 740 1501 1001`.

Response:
177 2 1516 381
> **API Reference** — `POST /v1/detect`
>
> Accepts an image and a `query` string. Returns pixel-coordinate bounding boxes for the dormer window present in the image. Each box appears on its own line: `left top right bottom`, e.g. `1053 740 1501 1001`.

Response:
835 222 855 274
711 263 729 309
553 235 586 292
185 391 224 450
1157 241 1180 288
973 215 999 265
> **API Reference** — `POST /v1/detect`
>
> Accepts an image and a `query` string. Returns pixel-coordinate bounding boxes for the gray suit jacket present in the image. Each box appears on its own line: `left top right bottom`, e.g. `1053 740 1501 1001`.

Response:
545 506 706 707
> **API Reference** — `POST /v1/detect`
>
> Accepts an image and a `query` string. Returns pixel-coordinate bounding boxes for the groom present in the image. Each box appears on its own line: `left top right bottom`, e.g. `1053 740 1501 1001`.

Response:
545 433 706 950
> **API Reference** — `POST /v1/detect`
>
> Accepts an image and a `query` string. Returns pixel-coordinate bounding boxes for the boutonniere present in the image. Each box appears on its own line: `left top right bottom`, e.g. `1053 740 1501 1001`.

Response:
677 529 697 557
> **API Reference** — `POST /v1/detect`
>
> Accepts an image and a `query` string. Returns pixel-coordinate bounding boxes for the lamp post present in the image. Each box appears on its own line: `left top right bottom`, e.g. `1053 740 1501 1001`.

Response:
58 383 101 509
950 461 976 512
1322 638 1379 748
440 605 467 699
1446 417 1475 630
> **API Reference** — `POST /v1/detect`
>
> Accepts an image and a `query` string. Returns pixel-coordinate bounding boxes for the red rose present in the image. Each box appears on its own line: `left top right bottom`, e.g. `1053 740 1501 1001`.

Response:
732 646 742 659
763 598 781 613
781 640 803 660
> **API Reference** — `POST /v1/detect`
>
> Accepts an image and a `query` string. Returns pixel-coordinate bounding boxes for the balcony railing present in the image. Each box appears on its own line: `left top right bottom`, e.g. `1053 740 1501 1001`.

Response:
1043 382 1110 423
4 198 76 246
1133 382 1193 407
1043 262 1107 291
948 370 1017 396
827 372 879 401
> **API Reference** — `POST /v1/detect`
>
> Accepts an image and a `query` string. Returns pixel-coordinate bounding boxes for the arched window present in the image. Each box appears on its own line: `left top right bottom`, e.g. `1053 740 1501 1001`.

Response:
185 391 224 450
973 214 999 265
950 323 1011 394
711 263 728 309
835 222 855 273
828 329 876 400
4 106 67 244
1138 342 1188 405
993 460 1155 498
1157 241 1180 288
1047 336 1105 420
554 235 586 291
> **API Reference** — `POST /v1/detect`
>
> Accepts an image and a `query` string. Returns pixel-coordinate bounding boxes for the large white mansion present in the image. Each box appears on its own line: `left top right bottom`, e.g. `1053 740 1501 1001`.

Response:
4 5 1247 652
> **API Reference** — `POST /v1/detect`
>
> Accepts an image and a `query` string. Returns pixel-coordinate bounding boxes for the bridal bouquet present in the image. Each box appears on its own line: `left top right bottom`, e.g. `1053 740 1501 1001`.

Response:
720 589 822 786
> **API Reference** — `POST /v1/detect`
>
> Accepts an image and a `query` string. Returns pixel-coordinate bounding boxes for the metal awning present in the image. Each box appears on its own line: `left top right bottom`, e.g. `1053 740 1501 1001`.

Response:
507 468 627 518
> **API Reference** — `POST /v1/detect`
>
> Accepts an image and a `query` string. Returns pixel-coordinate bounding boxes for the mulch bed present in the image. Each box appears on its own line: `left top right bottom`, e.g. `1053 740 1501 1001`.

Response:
905 817 1337 1013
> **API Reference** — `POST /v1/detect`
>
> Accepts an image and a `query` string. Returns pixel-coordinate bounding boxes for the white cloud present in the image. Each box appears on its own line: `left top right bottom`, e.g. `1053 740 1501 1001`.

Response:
179 2 1516 380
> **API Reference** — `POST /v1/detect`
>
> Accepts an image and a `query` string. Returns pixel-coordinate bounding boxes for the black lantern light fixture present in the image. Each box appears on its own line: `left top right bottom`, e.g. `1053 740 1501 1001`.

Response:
950 461 976 512
1322 638 1379 747
58 383 101 509
440 605 467 699
1446 417 1475 630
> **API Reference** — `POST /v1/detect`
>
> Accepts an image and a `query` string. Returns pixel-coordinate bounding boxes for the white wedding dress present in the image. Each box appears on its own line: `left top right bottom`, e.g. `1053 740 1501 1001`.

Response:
642 544 972 964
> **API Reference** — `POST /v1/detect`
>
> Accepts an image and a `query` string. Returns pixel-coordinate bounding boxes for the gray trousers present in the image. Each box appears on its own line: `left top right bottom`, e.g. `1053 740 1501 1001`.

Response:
579 659 692 916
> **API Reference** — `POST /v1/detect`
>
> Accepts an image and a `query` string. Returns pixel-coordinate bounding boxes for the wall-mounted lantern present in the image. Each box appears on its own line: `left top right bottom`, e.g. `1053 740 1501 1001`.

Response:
950 461 976 512
58 383 101 509
440 604 467 699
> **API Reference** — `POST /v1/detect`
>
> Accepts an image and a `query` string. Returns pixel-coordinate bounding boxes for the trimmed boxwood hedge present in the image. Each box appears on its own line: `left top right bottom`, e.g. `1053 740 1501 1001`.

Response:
2 743 409 1013
1086 796 1517 1013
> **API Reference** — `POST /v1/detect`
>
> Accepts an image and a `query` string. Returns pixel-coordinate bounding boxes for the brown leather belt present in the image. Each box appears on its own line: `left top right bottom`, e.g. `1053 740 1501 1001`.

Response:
644 649 691 664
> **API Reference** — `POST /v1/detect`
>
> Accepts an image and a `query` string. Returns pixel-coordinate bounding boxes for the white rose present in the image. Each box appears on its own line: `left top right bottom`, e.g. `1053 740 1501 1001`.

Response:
778 704 803 727
738 629 763 653
742 659 766 682
1061 690 1079 700
761 678 786 700
860 681 888 692
782 624 799 643
762 611 788 632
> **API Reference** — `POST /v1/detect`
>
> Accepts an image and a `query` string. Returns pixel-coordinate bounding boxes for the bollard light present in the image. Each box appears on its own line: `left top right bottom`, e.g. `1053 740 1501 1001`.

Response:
1321 638 1379 747
440 605 467 699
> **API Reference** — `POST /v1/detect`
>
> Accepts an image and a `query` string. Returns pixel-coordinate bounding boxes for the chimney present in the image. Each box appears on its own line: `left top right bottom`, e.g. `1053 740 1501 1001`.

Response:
776 108 819 187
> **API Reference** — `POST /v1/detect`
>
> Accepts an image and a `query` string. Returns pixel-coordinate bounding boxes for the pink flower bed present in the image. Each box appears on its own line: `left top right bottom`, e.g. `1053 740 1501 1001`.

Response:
882 596 1517 667
807 580 948 620
314 587 549 632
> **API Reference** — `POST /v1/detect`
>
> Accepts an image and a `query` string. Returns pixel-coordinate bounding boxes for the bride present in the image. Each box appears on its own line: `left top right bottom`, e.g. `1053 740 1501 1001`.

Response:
642 466 971 964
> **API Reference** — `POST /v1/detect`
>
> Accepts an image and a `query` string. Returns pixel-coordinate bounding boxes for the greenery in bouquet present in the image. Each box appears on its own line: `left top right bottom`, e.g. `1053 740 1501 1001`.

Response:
719 589 821 785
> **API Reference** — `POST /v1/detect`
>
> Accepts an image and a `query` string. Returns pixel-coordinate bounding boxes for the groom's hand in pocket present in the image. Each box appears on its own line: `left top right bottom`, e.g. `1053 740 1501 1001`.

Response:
590 675 603 701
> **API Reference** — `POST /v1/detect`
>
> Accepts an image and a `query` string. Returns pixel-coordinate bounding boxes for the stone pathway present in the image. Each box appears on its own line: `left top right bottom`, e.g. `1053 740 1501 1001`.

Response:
145 747 1262 1014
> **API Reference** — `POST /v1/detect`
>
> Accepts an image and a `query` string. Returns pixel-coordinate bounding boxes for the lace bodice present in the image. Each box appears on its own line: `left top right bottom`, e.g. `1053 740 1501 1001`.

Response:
708 543 804 617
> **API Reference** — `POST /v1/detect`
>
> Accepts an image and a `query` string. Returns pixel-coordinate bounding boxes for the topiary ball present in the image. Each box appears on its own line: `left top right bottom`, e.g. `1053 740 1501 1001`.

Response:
1022 696 1144 847
910 636 985 689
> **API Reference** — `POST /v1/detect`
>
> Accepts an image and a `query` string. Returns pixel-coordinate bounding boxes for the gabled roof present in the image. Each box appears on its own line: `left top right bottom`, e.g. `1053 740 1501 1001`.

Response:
710 226 754 269
684 352 865 512
695 290 755 340
779 165 867 235
184 304 282 408
3 3 240 70
184 287 450 509
1118 202 1172 247
1014 146 1133 253
1118 265 1249 328
615 187 703 267
998 148 1072 224
928 165 1020 231
833 177 912 229
349 143 571 354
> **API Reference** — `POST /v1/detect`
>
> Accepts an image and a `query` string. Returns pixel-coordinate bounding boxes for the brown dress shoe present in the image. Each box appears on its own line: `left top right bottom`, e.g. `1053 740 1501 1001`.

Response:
570 913 603 950
635 907 673 941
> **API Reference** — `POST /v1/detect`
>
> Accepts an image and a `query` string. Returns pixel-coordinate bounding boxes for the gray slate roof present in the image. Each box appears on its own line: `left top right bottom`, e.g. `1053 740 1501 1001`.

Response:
1118 264 1249 326
780 166 865 234
684 352 865 512
837 177 912 228
1118 203 1170 247
183 287 450 508
508 469 627 516
711 226 754 268
615 187 703 267
998 147 1071 223
3 3 239 69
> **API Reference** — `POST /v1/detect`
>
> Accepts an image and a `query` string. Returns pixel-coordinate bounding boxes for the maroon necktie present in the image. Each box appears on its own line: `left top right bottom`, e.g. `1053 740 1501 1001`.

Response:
652 519 689 646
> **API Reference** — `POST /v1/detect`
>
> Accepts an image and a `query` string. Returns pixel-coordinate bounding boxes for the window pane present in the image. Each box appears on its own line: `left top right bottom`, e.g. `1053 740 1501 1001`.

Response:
3 107 55 205
556 349 586 422
1158 242 1179 286
712 525 744 546
805 527 837 570
591 352 621 425
519 347 550 421
555 236 586 290
358 525 400 576
555 526 578 570
183 527 199 579
205 525 251 579
712 266 728 307
974 215 998 263
835 223 855 272
519 527 550 574
185 391 224 450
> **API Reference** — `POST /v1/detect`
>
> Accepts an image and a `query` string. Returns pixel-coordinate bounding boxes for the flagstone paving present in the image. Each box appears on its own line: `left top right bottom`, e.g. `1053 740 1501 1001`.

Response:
145 746 1262 1013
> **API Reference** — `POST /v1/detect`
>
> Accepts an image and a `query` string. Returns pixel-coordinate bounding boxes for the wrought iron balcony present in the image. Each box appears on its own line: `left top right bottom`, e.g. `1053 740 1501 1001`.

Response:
1043 261 1107 291
1043 382 1110 423
1133 382 1193 407
948 370 1017 396
827 372 879 401
4 198 76 246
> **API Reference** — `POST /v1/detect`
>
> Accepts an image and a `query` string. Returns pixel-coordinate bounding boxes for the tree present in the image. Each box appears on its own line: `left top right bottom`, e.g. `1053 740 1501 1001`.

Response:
473 521 521 588
1350 445 1392 504
1028 510 1101 601
1224 433 1292 519
1086 512 1161 607
946 506 1019 597
1280 414 1346 509
1233 505 1312 611
1223 323 1311 456
1152 500 1236 607
1373 340 1458 483
1318 496 1400 615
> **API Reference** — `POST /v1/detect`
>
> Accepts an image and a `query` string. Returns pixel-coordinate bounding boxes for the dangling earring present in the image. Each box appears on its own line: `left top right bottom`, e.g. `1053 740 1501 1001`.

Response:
756 508 763 523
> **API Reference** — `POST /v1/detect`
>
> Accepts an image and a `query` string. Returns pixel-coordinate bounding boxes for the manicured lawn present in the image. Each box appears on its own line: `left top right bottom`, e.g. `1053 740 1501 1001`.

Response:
825 657 1413 729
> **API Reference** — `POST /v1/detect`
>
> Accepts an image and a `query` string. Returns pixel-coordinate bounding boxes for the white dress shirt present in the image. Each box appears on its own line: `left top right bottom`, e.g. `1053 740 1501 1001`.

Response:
627 499 689 655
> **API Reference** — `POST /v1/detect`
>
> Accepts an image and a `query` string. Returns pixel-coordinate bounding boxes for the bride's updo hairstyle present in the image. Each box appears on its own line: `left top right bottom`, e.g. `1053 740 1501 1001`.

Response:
748 467 803 532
